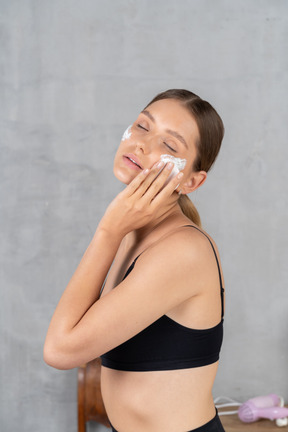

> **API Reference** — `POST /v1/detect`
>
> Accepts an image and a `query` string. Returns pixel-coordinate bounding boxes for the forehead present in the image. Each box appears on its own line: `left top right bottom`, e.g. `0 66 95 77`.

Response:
143 99 199 147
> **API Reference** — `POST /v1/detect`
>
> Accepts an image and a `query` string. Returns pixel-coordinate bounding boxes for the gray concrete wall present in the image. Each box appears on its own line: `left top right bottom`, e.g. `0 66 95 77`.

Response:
1 0 287 430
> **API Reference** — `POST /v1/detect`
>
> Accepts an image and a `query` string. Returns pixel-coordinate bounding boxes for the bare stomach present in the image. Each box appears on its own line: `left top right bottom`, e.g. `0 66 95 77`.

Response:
101 363 218 432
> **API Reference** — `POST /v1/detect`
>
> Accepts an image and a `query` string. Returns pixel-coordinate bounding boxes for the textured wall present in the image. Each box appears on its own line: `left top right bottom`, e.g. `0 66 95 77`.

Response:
1 0 287 430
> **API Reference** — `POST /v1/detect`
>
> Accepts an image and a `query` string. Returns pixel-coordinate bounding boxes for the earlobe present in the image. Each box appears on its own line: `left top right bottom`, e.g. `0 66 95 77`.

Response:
180 171 207 195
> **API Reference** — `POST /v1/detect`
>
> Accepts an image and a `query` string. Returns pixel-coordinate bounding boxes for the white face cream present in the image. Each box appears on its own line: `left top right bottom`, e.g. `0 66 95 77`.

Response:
121 125 132 141
160 154 186 180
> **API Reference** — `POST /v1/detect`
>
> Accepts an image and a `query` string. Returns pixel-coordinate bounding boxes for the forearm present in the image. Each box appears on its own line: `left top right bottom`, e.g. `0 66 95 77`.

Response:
45 227 123 346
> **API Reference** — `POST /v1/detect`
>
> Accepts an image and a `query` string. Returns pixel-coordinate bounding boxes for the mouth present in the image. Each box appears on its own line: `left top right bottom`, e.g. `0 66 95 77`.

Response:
123 154 143 170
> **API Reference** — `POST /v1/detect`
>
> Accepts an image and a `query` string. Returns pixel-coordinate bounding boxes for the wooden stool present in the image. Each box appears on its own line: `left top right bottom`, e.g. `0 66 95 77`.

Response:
78 358 110 432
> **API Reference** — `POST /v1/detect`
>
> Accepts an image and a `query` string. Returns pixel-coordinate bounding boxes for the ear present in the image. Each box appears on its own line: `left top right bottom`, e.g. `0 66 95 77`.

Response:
180 171 207 195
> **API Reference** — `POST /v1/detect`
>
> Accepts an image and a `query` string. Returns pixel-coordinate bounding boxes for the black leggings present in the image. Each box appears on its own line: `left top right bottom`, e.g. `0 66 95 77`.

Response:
110 411 225 432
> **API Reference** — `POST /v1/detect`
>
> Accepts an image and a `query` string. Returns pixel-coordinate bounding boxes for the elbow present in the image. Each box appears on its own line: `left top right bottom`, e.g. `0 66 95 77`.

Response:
43 330 99 369
43 340 74 370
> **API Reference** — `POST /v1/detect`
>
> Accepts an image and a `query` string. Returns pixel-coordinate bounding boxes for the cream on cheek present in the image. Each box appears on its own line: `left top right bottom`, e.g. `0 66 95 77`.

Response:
160 154 187 182
121 125 132 141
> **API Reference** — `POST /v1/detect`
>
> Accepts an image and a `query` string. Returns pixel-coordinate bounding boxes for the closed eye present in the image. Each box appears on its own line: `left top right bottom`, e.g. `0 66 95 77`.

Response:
137 123 176 152
164 142 177 153
137 124 148 131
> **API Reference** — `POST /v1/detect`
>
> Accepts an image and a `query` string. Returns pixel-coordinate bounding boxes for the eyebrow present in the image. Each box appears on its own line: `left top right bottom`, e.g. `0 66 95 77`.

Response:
141 110 188 150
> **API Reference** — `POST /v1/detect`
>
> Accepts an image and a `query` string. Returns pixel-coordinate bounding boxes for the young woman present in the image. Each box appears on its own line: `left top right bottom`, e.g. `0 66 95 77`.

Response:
44 89 225 432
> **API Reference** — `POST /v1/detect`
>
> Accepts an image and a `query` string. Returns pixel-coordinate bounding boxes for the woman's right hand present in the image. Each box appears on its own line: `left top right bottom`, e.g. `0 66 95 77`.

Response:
98 160 184 238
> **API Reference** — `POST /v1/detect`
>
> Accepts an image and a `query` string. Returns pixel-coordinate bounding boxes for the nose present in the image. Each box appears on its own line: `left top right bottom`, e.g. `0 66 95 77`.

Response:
135 134 153 154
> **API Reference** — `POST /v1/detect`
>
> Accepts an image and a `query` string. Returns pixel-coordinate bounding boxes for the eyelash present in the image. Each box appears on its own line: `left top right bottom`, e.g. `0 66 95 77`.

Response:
137 124 148 131
136 124 177 153
165 143 177 153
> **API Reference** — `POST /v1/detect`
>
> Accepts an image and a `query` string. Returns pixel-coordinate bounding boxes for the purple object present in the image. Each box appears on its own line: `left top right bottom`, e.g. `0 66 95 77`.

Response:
238 394 288 423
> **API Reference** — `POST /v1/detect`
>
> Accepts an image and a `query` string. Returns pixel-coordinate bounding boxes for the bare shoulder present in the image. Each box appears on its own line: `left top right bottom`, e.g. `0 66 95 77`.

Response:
137 224 220 273
131 224 224 311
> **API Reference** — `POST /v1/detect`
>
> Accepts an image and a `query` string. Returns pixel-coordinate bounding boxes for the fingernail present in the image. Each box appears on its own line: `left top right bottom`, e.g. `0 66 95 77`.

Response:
156 161 164 168
177 172 184 179
166 162 174 170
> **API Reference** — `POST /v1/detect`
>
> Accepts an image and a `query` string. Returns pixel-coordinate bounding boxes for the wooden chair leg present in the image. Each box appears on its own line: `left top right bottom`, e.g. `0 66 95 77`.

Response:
78 359 110 430
78 365 86 432
85 359 110 427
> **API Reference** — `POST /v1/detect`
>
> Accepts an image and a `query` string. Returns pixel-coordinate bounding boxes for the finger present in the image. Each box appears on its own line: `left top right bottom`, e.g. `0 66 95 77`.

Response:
125 167 150 196
132 160 165 197
151 171 184 204
140 162 175 201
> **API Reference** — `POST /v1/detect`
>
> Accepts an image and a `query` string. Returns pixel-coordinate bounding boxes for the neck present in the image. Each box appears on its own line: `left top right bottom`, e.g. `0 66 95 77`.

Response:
132 201 184 243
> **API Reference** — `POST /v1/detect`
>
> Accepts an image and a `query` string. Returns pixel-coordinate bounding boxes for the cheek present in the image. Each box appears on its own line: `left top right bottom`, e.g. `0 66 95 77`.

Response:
113 126 132 165
113 141 134 185
113 153 128 184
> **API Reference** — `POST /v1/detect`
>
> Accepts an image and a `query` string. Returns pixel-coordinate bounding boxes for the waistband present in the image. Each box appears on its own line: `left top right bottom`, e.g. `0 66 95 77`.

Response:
110 409 225 432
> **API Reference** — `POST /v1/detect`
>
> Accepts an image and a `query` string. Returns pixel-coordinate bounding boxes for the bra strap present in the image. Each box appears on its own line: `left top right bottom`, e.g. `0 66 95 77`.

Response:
122 254 141 280
182 225 225 318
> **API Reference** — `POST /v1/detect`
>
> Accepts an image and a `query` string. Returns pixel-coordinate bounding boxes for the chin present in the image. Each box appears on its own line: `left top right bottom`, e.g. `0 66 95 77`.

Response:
113 165 133 185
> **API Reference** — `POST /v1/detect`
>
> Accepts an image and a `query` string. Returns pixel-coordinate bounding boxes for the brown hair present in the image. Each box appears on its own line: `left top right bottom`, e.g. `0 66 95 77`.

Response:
145 89 224 228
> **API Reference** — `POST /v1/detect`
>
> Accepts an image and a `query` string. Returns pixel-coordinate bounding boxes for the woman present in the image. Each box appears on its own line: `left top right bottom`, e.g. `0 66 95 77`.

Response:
44 89 225 432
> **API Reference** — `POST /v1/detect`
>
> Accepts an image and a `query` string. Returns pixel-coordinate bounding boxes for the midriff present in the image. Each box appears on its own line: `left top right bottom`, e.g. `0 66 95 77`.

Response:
101 362 218 432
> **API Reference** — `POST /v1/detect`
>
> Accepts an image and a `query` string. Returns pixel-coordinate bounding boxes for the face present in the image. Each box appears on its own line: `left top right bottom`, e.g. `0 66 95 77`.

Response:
113 99 201 187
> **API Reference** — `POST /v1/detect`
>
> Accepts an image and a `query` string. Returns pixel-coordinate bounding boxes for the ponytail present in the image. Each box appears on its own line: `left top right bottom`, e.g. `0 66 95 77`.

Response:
178 195 202 228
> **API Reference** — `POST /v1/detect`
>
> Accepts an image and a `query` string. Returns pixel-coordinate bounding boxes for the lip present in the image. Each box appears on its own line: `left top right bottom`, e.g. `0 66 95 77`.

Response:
123 153 143 169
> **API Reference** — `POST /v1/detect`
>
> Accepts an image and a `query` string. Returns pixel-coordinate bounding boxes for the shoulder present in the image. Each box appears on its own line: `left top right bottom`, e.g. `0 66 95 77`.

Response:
130 225 219 295
140 225 217 267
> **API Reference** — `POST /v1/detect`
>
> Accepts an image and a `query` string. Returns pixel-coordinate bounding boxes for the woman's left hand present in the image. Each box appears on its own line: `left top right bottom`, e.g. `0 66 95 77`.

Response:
98 161 183 237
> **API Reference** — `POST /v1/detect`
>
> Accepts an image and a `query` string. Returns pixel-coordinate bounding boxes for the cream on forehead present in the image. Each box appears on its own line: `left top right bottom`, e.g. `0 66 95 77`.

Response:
121 125 132 141
160 154 186 175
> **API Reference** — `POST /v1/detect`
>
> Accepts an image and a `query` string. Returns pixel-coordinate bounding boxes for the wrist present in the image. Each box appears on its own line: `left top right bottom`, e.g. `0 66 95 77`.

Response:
94 224 124 245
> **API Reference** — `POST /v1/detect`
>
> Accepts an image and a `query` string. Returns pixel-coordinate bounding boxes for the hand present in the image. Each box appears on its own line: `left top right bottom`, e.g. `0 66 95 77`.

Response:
98 160 184 237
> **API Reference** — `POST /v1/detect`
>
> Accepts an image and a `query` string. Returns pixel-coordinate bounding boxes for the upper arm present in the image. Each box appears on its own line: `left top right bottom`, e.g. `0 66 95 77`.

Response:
47 231 205 369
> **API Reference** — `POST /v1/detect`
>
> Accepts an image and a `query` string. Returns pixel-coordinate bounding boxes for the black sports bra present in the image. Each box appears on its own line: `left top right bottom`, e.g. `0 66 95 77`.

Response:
101 225 224 372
